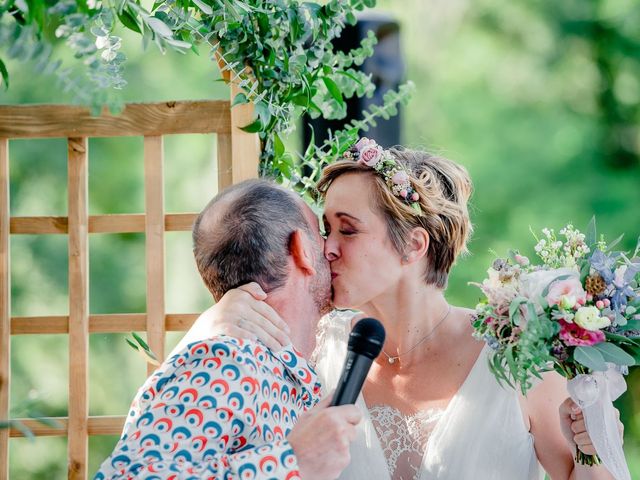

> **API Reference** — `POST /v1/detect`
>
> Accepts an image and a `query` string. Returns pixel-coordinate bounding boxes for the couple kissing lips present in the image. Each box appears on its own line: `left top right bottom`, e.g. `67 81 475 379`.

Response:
330 270 339 300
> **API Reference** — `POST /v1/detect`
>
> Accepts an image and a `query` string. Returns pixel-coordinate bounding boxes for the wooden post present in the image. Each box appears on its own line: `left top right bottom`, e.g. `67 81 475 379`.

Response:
67 137 89 480
229 83 260 183
0 139 10 479
144 136 165 374
217 132 233 191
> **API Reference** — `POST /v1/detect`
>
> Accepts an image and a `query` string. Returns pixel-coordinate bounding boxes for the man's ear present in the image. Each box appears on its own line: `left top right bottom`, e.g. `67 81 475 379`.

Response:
290 229 317 275
404 227 429 264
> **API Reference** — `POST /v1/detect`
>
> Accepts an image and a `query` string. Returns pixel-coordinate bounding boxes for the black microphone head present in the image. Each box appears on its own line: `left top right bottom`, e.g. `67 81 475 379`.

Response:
348 318 386 360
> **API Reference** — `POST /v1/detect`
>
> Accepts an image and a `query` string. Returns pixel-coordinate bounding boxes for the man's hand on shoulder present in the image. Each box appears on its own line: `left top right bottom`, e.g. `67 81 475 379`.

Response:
287 395 362 480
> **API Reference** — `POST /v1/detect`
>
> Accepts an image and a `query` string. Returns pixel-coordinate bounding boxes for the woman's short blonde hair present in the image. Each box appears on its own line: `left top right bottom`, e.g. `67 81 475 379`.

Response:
316 147 473 289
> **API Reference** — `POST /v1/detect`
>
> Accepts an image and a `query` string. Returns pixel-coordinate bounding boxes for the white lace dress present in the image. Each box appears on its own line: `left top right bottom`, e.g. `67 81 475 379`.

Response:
313 311 544 480
369 405 444 480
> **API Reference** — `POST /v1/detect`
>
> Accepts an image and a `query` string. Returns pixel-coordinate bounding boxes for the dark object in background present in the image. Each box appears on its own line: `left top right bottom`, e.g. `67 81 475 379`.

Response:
303 12 405 150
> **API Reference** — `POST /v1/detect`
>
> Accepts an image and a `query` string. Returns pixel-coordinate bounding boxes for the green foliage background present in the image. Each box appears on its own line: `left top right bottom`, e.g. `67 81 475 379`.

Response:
2 0 639 477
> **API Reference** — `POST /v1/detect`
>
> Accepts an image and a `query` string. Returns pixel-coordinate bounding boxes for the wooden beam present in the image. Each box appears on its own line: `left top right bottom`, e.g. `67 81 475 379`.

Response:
10 313 198 335
144 136 165 376
0 138 10 479
0 101 231 138
9 415 126 438
10 215 68 234
165 313 198 331
67 137 89 480
10 213 197 234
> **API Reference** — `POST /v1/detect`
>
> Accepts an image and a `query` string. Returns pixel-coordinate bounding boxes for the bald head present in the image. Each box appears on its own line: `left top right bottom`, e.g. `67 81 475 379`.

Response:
192 179 314 300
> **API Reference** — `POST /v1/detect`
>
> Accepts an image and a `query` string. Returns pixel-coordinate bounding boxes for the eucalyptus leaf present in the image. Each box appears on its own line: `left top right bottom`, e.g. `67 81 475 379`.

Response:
273 133 285 158
240 118 263 133
592 342 635 366
118 9 141 34
125 338 140 351
253 101 272 126
146 16 173 38
574 346 607 372
322 76 344 106
222 0 241 21
620 319 640 331
605 233 624 253
604 331 639 345
165 38 192 50
231 92 248 107
192 0 213 15
131 331 150 350
508 297 529 325
136 346 161 366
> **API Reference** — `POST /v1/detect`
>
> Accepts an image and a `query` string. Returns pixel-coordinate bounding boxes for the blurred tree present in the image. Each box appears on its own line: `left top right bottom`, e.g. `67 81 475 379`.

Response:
475 0 640 169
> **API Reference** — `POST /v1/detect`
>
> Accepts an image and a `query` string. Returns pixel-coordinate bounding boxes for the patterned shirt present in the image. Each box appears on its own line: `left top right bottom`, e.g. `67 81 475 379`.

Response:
95 336 322 479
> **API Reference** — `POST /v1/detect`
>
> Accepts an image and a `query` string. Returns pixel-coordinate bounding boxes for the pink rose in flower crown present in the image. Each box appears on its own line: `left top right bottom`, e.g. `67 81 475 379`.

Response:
355 137 376 151
546 277 587 310
391 170 409 185
558 319 605 347
358 144 384 167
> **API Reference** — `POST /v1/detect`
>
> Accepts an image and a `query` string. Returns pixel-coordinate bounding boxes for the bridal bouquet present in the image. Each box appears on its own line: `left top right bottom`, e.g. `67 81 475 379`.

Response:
471 219 639 478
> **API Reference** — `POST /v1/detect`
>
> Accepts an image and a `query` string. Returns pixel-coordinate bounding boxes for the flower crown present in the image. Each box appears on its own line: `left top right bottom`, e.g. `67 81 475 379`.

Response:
343 138 422 213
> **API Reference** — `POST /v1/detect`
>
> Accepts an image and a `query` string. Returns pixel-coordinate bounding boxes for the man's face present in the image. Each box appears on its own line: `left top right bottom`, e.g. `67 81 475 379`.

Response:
300 203 333 316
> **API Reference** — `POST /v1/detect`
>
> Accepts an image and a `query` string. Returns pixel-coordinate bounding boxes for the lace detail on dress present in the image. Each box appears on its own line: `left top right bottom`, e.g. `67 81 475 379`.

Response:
369 404 445 480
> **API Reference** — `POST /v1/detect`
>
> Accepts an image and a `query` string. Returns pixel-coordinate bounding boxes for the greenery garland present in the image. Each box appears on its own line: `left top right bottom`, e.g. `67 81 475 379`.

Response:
0 0 414 198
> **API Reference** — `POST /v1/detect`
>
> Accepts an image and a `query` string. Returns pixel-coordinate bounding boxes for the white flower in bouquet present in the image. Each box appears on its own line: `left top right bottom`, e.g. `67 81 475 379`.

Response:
574 306 611 331
476 263 519 309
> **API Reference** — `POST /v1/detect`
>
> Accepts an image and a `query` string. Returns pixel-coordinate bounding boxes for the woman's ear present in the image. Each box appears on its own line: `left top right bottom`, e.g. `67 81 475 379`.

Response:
403 227 429 264
289 229 317 275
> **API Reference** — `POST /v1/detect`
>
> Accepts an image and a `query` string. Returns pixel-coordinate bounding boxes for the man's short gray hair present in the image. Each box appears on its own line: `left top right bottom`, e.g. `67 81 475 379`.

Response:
193 179 312 301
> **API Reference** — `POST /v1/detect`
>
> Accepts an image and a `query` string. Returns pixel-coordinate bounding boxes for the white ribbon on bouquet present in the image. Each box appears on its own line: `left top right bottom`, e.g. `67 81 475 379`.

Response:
567 366 630 480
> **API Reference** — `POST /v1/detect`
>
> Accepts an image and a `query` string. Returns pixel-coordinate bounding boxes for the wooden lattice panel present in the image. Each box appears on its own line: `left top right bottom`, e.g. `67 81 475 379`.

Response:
0 96 258 479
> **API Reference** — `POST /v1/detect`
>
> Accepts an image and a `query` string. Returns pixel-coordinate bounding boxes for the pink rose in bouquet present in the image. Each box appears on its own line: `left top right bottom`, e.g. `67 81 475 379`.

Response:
546 277 587 310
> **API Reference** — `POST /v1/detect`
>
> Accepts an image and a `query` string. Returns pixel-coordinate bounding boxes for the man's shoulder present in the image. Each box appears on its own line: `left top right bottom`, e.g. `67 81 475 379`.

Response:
165 335 274 372
136 336 275 410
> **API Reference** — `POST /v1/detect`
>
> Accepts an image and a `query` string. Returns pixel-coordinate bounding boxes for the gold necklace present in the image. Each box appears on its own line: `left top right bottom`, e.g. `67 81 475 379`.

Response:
382 305 452 365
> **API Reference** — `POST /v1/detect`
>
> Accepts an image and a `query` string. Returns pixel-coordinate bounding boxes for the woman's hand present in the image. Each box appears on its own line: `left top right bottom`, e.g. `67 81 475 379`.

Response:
169 283 291 359
559 398 624 456
200 282 291 350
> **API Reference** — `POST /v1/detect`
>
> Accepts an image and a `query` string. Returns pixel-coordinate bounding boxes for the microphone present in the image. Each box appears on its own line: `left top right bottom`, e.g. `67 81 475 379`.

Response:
330 318 386 406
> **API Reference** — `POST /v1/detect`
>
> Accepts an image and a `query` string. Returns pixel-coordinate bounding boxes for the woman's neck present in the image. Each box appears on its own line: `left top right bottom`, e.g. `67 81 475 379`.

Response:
359 278 452 366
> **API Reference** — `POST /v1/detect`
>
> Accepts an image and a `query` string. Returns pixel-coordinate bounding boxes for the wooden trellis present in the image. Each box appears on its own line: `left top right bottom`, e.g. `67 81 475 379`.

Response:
0 93 259 479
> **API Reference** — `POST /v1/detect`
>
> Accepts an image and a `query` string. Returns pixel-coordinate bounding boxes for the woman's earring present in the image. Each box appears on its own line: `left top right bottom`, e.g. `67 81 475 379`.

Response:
401 255 409 263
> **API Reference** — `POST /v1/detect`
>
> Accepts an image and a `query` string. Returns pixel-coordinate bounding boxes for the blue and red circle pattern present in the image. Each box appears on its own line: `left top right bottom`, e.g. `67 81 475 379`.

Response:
95 337 321 479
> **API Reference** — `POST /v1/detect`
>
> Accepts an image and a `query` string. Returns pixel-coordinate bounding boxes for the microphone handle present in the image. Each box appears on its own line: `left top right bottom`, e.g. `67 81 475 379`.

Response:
330 352 374 406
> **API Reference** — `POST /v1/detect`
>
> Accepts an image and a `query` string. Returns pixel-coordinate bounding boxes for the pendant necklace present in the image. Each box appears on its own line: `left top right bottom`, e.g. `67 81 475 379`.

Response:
382 305 452 365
